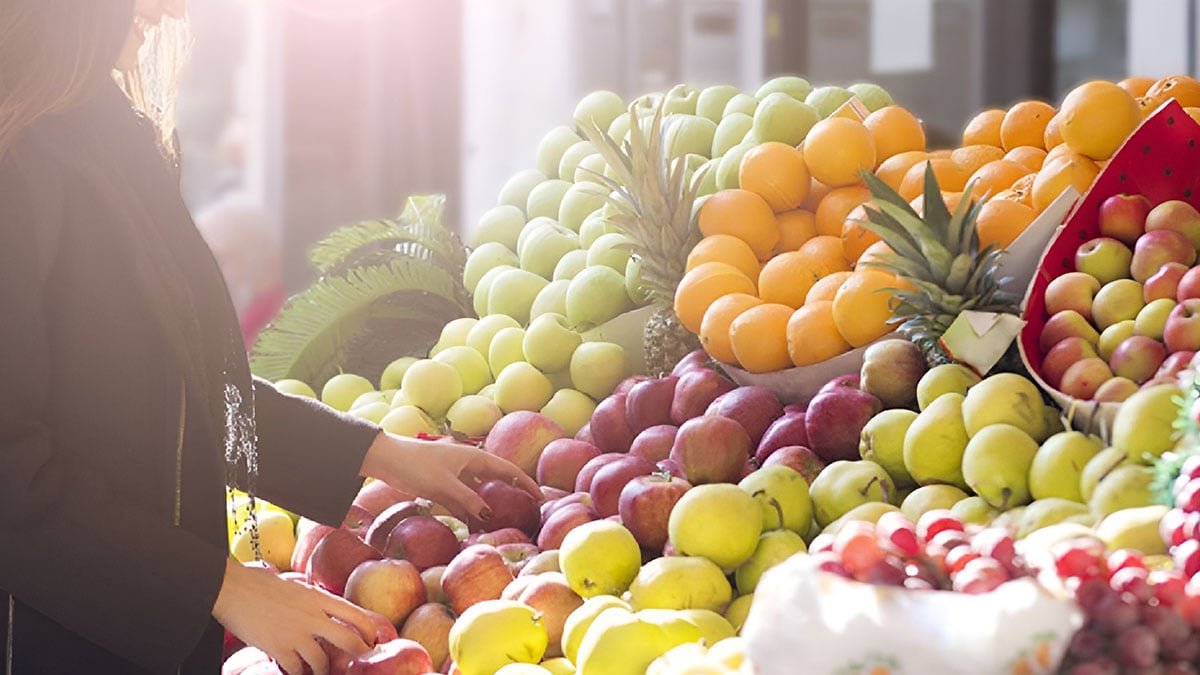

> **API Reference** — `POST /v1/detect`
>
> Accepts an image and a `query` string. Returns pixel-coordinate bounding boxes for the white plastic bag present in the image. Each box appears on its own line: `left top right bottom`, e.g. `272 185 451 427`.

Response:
742 555 1083 675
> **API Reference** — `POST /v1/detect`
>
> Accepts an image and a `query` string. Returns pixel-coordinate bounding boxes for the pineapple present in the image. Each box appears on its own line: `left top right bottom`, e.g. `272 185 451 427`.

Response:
577 100 704 376
856 165 1021 364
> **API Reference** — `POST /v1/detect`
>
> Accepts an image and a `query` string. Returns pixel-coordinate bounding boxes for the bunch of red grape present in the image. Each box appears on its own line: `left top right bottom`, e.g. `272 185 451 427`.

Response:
807 510 1032 593
1053 537 1200 674
1161 454 1200 581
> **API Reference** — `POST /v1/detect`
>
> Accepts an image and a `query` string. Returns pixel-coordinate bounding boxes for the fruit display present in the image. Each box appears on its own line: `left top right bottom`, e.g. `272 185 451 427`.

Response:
231 71 1200 674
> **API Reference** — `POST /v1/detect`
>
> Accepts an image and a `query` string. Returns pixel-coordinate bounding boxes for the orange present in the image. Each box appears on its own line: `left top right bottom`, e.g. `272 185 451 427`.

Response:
786 301 852 366
962 109 1005 147
700 293 762 365
1058 80 1141 160
758 251 823 309
951 145 1006 177
1004 173 1036 208
1000 100 1056 151
967 160 1031 200
841 204 882 262
1003 146 1047 172
1118 76 1156 98
1146 75 1200 107
802 117 877 187
697 188 780 260
832 269 900 347
863 105 926 163
801 177 833 211
673 261 758 333
1186 106 1200 126
1031 155 1099 213
899 158 967 201
976 199 1037 250
1137 96 1159 118
928 149 954 160
875 150 928 191
739 142 811 212
856 241 895 268
730 303 795 373
795 235 852 277
814 185 872 237
909 192 966 218
806 270 853 304
1043 143 1092 169
1042 112 1064 150
686 234 762 286
774 209 818 253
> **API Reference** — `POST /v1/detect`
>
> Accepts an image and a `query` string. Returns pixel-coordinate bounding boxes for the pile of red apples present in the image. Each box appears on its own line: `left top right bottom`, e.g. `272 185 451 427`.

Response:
1038 195 1200 402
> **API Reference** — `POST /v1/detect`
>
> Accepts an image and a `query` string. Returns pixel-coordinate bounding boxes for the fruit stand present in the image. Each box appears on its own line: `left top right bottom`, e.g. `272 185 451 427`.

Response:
227 74 1200 675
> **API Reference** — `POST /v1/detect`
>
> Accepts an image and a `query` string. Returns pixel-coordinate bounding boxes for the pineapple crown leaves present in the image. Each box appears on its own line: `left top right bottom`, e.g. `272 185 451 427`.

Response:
1153 371 1200 505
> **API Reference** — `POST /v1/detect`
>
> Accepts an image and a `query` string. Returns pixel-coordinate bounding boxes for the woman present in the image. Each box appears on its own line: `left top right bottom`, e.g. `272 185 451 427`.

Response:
0 2 538 673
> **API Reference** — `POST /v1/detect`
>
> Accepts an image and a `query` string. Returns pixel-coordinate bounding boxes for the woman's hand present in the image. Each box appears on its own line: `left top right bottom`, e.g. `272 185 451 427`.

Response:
358 432 542 522
212 559 376 675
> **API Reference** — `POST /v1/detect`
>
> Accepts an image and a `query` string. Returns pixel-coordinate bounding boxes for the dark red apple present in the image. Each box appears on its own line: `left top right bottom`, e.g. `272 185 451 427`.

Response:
536 439 602 492
537 501 598 549
466 480 540 536
589 393 635 454
346 639 433 675
704 385 784 446
382 516 460 570
628 424 677 462
762 445 826 484
755 413 810 464
617 474 691 551
669 415 752 484
306 528 384 596
624 375 679 434
574 452 627 493
805 388 882 462
365 500 435 552
670 368 736 424
588 455 657 517
818 373 861 394
440 545 514 615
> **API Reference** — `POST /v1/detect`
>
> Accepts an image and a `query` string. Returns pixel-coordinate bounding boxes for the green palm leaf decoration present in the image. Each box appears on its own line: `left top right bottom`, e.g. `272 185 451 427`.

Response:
250 194 470 387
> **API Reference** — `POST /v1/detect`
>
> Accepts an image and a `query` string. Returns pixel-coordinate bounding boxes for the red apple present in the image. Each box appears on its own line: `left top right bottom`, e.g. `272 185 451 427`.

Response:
1075 237 1133 285
1131 229 1196 283
1044 272 1102 320
346 639 433 675
670 368 736 424
536 501 598 550
306 529 384 596
1041 336 1099 389
365 500 434 552
1038 310 1101 353
671 349 711 377
466 479 540 537
589 393 635 454
704 385 785 446
574 452 627 493
1109 335 1168 384
483 411 565 477
574 423 595 445
420 566 447 604
383 516 460 570
1158 350 1196 379
1178 266 1200 301
1145 198 1200 249
343 504 375 539
628 424 677 462
783 402 808 414
1093 376 1139 403
496 542 541 575
1098 193 1151 246
539 491 593 522
617 473 691 551
588 454 657 517
536 439 602 492
669 415 752 484
818 373 861 395
540 486 569 501
612 374 651 397
656 458 687 480
755 412 810 464
465 527 532 548
805 388 882 463
345 559 426 628
1145 262 1190 302
1059 357 1114 400
440 544 514 615
1164 298 1200 352
624 375 679 434
519 550 561 577
399 603 455 670
762 445 825 484
353 480 416 518
509 572 584 658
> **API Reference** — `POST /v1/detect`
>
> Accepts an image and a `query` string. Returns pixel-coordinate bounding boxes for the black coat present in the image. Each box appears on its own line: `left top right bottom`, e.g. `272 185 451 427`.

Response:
0 82 380 673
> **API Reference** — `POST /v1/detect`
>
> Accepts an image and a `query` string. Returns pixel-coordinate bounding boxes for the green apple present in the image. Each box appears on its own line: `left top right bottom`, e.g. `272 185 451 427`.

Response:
712 112 754 158
755 75 813 101
805 86 854 118
552 248 590 282
859 409 918 489
472 204 526 250
445 394 504 437
1029 431 1103 502
1110 383 1184 459
539 388 597 437
574 89 626 131
734 529 807 594
566 266 633 329
464 242 519 292
569 341 630 400
722 93 759 118
668 483 763 571
753 93 819 146
628 555 733 612
519 221 580 280
625 256 652 306
400 359 462 418
536 126 582 179
380 404 439 437
465 314 521 357
350 401 390 424
900 484 970 522
486 326 526 378
274 378 316 399
692 158 719 197
1089 465 1156 517
1018 498 1092 539
1079 447 1136 502
558 182 610 233
350 391 389 410
493 361 554 413
578 211 615 249
738 465 813 533
488 268 550 325
574 153 609 185
522 313 583 373
664 114 718 159
320 373 375 412
696 84 742 122
472 264 517 317
715 141 755 190
433 345 493 395
558 141 597 186
498 169 547 214
434 317 479 353
526 179 573 221
529 279 571 321
1097 319 1137 360
847 83 893 112
586 233 635 274
950 496 999 525
962 423 1038 510
809 460 895 527
608 113 633 147
664 83 699 115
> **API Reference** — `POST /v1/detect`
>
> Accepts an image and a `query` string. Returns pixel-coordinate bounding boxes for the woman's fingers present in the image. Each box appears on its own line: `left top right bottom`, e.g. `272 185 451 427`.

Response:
322 603 375 653
442 478 492 522
296 638 329 675
469 453 542 498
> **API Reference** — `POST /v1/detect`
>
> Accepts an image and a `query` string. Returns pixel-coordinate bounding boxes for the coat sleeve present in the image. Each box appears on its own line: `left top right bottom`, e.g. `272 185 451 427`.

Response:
0 149 228 672
250 376 382 527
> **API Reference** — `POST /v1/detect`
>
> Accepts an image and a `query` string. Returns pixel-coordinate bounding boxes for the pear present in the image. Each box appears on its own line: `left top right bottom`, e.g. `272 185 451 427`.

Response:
1110 383 1184 460
808 460 895 527
573 607 680 675
820 502 901 536
723 595 755 634
962 424 1039 510
1079 447 1136 502
1029 431 1104 502
677 609 737 646
628 556 733 613
1089 465 1156 517
559 521 642 598
634 609 704 648
734 529 807 594
950 496 1000 525
859 339 927 409
449 599 549 675
961 373 1046 439
1016 498 1091 539
989 505 1027 532
1095 505 1170 555
902 393 970 490
1038 405 1067 443
900 484 970 522
915 364 981 411
860 409 918 489
561 595 632 664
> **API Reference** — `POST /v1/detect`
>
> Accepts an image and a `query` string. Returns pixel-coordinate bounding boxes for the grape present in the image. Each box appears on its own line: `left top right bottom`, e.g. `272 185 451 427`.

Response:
971 528 1017 568
1140 604 1192 646
1162 509 1188 548
875 511 920 556
1165 663 1199 675
1161 632 1199 661
1115 625 1160 668
1053 537 1108 581
1172 539 1200 577
1178 593 1200 629
1149 569 1188 607
1177 480 1200 513
1092 593 1139 634
1068 659 1119 675
1073 576 1118 614
916 509 963 542
1110 566 1155 604
1106 549 1147 574
944 547 980 574
1067 627 1106 661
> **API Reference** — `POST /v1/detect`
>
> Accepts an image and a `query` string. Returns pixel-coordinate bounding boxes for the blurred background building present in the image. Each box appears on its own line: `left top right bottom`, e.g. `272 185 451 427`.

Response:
177 0 1191 297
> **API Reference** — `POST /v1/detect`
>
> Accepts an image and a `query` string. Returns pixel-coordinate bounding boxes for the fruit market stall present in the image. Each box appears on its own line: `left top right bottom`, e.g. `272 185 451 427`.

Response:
225 74 1200 675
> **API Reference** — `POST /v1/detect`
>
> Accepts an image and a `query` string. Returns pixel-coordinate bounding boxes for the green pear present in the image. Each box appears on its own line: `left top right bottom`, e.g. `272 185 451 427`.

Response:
1029 431 1104 502
734 529 807 594
1089 465 1156 517
962 424 1038 510
916 364 981 411
1079 447 1136 503
676 609 736 646
738 465 813 533
1095 505 1170 555
902 393 970 490
808 460 896 527
559 521 642 599
961 373 1046 440
820 502 901 536
628 555 733 613
860 409 918 489
900 484 970 522
1110 383 1184 459
950 496 999 525
1017 498 1091 539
